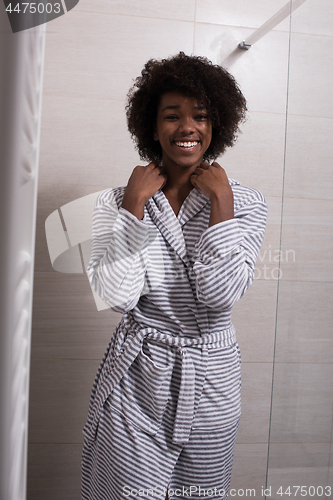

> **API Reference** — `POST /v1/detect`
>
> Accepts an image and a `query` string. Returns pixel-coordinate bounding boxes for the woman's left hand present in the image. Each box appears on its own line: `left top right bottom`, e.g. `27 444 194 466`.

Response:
190 162 234 225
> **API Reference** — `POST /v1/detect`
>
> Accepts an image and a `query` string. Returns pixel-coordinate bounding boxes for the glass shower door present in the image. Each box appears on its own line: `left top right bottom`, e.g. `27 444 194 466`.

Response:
266 0 333 498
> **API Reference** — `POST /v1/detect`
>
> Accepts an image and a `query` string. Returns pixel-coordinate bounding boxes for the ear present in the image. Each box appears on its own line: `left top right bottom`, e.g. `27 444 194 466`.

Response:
153 125 159 141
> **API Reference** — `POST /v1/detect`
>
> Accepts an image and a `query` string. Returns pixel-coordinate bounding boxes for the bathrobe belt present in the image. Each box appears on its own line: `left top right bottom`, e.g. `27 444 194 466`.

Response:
83 321 236 445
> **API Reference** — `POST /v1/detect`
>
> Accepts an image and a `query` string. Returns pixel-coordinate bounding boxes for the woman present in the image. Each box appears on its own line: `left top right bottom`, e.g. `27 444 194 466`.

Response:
81 52 267 500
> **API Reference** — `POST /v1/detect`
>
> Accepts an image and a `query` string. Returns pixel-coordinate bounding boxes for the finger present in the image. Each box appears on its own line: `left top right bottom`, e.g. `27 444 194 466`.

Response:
160 174 168 189
194 167 205 175
146 161 159 169
200 162 210 170
190 174 198 186
156 165 165 175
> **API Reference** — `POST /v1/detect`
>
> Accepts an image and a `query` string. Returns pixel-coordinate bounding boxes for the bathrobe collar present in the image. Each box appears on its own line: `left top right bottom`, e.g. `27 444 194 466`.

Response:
145 180 239 264
145 188 209 265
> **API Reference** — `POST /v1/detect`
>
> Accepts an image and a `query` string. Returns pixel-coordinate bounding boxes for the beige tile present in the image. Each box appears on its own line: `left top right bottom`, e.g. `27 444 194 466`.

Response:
32 272 121 359
232 280 277 363
76 0 195 22
329 444 333 488
43 11 194 101
237 363 273 443
39 97 140 187
27 444 81 500
291 0 333 36
221 111 286 198
274 281 333 363
269 363 333 443
28 358 100 443
268 442 331 468
231 443 268 495
195 0 289 29
281 197 333 225
328 473 333 493
268 471 331 500
284 115 333 200
35 183 108 272
288 32 333 118
265 197 283 226
267 443 331 500
279 198 333 282
194 24 290 114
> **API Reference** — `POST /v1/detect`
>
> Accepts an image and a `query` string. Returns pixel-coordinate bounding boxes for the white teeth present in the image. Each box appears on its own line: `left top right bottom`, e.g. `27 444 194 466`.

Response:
175 141 199 148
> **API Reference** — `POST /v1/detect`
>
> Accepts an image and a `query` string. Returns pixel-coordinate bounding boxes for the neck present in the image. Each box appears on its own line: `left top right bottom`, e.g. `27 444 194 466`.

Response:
162 158 201 194
162 168 194 204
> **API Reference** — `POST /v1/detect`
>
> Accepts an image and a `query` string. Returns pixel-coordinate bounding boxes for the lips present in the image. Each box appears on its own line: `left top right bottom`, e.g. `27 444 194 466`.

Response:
174 141 199 149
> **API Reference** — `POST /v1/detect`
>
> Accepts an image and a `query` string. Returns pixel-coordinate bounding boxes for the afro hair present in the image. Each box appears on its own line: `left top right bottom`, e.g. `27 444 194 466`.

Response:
126 52 247 163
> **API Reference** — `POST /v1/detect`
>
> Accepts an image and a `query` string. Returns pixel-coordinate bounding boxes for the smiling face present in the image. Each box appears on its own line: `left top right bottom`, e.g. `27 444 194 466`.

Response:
154 92 212 171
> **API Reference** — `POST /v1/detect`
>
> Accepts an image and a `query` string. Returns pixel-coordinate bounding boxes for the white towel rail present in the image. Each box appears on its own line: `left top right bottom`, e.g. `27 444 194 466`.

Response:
0 8 45 500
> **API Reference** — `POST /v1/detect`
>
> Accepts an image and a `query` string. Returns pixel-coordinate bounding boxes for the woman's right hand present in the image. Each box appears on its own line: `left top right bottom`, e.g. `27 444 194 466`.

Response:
121 162 167 220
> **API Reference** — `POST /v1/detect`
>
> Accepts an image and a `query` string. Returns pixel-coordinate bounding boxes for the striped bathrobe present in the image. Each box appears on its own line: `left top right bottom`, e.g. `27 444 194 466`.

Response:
81 180 267 500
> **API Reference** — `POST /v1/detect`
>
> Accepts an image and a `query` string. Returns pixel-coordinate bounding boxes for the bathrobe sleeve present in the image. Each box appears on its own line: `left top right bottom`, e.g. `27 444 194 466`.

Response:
87 189 157 313
193 190 267 310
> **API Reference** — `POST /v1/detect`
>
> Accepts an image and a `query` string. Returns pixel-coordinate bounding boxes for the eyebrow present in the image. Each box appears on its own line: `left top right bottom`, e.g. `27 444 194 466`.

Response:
161 104 206 112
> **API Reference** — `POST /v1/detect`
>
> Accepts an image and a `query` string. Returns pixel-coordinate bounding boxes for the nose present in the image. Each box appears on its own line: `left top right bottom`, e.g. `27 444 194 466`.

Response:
178 116 195 135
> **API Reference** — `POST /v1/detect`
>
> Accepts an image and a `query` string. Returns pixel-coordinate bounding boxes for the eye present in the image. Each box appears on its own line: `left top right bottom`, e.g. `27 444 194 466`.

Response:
195 113 209 121
165 114 179 121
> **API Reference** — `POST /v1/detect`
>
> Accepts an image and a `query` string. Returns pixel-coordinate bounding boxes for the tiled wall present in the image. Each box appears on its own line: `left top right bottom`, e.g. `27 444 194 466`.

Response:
28 0 333 498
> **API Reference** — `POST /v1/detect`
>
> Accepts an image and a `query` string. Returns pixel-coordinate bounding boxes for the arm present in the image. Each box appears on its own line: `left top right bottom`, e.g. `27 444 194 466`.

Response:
193 196 267 310
87 190 157 312
190 163 267 310
87 163 166 313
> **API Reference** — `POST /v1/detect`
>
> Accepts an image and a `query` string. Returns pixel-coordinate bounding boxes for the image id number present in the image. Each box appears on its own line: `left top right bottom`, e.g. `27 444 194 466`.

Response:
276 485 332 496
6 2 61 14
